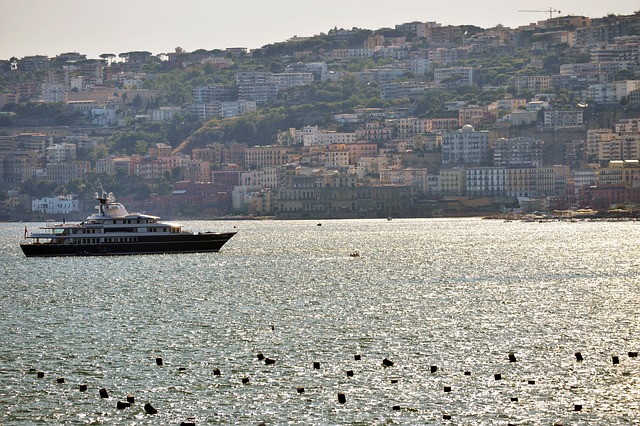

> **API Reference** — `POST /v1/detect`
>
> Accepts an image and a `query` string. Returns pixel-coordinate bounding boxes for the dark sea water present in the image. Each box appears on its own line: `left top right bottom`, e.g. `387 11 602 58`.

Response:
1 218 640 425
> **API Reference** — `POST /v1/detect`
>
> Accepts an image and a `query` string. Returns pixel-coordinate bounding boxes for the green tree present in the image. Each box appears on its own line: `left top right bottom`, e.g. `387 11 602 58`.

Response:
134 140 149 155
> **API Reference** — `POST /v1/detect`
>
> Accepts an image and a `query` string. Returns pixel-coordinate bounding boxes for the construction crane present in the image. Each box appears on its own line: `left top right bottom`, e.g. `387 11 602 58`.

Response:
519 7 561 20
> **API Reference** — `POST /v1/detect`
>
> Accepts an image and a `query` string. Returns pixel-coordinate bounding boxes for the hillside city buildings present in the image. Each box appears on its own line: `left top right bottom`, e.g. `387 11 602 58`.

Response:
1 11 640 218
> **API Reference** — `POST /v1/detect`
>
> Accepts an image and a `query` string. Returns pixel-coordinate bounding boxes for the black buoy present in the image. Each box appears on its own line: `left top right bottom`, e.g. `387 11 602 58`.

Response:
155 357 163 366
127 394 135 404
79 384 87 392
443 413 452 420
612 355 620 365
296 386 305 394
390 379 398 384
494 373 502 381
270 324 275 331
213 368 221 376
56 377 65 384
116 401 130 410
28 368 36 374
574 404 582 411
313 361 321 369
99 388 109 398
37 371 45 378
508 353 517 363
575 352 583 361
265 358 276 365
628 351 638 358
257 353 264 361
179 422 195 426
430 365 438 373
392 405 401 410
337 392 346 404
528 380 536 385
346 370 354 377
464 371 471 376
444 386 451 392
354 354 361 361
242 377 250 385
144 402 158 414
382 358 394 367
511 397 519 402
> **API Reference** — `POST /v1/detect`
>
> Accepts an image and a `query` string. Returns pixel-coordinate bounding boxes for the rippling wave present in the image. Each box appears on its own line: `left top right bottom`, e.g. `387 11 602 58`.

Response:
1 218 640 424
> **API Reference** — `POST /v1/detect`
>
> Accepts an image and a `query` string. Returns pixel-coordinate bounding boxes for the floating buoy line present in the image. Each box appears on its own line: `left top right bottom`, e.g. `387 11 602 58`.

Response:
20 346 640 424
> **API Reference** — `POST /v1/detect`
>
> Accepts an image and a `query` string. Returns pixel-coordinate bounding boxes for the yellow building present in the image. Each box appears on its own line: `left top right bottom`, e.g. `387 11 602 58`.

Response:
597 160 640 188
506 167 538 197
244 146 292 168
438 168 466 196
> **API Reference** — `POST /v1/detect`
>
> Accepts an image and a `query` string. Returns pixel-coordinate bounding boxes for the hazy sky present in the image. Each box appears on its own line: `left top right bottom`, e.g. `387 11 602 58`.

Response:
3 0 639 59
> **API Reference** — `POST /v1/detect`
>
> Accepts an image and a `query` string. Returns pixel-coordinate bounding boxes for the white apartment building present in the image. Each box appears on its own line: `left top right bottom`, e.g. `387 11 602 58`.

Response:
46 143 76 163
590 42 640 64
356 156 385 179
465 167 507 197
285 62 328 81
260 167 279 189
493 137 544 167
268 72 314 89
41 83 66 103
585 81 640 104
32 195 79 215
188 102 221 121
572 166 599 195
433 67 473 86
441 125 491 165
292 126 357 147
149 107 182 122
236 72 279 104
379 167 428 190
543 110 584 127
616 118 640 134
221 100 257 118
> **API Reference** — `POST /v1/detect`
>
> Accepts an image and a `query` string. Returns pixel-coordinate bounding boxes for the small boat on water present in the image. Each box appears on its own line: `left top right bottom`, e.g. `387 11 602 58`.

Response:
20 190 236 257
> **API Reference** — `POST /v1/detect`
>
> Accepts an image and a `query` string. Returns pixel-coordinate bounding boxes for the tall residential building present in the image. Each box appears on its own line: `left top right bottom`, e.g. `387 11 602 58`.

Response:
543 110 584 127
465 167 507 197
441 125 491 166
586 129 620 162
493 137 544 167
433 66 473 87
513 75 554 93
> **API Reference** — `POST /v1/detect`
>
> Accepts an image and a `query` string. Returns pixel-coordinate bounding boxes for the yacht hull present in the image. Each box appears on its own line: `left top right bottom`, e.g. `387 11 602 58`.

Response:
20 232 236 257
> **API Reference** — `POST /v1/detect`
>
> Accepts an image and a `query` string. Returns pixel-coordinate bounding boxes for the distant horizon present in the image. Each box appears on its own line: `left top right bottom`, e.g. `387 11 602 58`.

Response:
2 0 639 60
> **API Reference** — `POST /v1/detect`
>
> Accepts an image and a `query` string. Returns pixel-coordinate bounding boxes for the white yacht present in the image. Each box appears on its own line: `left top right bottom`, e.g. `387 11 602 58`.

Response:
21 191 236 257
